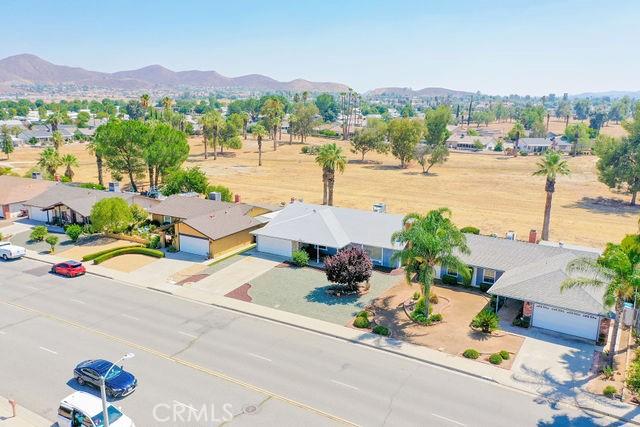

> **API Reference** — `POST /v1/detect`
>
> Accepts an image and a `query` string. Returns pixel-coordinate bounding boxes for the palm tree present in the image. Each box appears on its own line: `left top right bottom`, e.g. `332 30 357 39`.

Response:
562 237 640 367
37 147 62 178
315 143 347 205
140 94 150 120
201 110 224 160
252 124 268 166
61 154 79 181
46 111 62 132
533 150 570 241
391 208 470 316
161 96 173 121
52 130 64 151
260 98 284 148
87 140 105 187
198 114 211 159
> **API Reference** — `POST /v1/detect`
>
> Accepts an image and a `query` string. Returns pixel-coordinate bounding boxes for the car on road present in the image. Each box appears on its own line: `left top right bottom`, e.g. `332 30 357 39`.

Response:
74 359 138 398
51 260 86 277
0 241 26 260
57 391 135 427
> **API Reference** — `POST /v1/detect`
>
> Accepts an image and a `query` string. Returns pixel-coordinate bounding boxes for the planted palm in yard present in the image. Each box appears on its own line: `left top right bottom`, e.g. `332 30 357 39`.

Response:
533 150 570 241
391 208 470 316
315 143 347 206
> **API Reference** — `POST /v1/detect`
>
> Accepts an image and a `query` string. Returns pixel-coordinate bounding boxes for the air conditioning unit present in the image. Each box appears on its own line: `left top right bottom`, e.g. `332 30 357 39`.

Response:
505 231 517 240
31 172 42 180
372 203 386 213
209 192 222 201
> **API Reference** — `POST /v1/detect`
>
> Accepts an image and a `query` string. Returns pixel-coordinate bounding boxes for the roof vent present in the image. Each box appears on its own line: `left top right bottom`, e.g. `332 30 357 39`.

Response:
209 191 222 201
505 231 516 240
373 203 386 213
108 182 120 192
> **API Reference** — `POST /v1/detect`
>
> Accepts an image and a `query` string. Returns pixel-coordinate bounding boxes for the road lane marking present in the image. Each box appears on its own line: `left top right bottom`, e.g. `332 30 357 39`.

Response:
432 413 465 426
330 380 359 391
121 314 139 321
69 298 85 305
24 285 37 290
178 331 198 339
1 299 357 426
0 331 6 335
38 346 58 355
247 352 272 362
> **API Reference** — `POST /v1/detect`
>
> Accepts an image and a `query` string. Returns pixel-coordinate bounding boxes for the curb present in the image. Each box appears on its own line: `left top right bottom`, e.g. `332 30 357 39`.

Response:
24 255 114 280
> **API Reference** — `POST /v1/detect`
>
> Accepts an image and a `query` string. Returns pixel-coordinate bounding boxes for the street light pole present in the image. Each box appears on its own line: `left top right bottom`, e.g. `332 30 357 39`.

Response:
99 353 134 427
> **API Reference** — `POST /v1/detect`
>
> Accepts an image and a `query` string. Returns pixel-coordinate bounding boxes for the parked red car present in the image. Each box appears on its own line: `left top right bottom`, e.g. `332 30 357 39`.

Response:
51 261 86 277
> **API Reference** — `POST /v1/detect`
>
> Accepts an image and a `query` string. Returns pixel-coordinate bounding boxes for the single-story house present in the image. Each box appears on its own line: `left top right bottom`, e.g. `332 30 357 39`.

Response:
252 202 404 268
435 232 606 341
17 125 76 145
0 176 55 219
517 137 572 154
23 184 159 225
446 134 497 151
148 195 270 258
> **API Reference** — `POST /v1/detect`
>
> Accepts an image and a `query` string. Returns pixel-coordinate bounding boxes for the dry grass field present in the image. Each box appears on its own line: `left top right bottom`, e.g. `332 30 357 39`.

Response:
2 126 638 248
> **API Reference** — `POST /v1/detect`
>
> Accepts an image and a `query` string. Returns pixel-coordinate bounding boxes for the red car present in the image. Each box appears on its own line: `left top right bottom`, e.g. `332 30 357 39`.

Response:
51 261 86 277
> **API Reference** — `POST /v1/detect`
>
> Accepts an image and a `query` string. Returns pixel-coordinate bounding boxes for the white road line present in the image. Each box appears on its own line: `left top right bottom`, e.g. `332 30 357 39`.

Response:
178 331 198 339
173 400 198 412
330 379 359 391
431 413 465 426
38 346 58 355
69 298 85 305
247 352 272 362
24 285 37 290
0 330 6 335
121 314 139 321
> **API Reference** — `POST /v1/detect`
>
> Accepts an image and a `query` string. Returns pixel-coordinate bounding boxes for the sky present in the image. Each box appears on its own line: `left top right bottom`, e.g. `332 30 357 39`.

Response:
3 0 639 96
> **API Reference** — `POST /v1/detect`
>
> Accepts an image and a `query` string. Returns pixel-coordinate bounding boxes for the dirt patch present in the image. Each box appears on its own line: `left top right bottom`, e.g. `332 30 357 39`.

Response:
99 254 158 272
371 282 524 369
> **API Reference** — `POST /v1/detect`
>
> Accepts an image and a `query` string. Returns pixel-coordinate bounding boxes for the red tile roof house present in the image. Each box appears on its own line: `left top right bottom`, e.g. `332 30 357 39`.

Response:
0 175 55 219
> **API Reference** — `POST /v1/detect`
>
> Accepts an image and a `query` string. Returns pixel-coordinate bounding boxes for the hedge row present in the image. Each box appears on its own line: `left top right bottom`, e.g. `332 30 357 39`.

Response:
93 247 164 264
82 245 144 261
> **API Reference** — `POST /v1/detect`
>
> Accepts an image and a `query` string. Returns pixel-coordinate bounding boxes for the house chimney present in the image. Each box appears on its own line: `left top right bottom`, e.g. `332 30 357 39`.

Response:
528 229 537 244
234 194 241 203
290 197 296 204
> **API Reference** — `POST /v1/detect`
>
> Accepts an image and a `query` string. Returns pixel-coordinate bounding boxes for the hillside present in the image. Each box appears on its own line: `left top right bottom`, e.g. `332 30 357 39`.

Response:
366 86 473 98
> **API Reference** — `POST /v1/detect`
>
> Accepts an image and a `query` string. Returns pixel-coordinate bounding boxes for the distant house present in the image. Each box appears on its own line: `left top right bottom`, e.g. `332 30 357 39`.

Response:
0 176 55 219
518 137 572 154
446 134 497 151
148 195 273 258
252 202 404 268
17 124 76 146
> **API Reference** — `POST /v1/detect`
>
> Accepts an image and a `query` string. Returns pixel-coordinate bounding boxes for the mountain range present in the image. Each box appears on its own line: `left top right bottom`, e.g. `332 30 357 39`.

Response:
364 86 474 98
0 54 349 93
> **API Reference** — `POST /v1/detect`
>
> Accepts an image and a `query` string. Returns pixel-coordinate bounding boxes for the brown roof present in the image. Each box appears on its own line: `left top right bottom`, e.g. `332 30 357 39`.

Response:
0 176 55 206
148 194 251 219
183 206 261 240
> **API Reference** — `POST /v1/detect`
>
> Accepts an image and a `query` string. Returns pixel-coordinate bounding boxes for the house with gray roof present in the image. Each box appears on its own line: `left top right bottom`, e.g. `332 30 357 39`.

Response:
252 202 404 268
518 137 572 154
436 232 606 341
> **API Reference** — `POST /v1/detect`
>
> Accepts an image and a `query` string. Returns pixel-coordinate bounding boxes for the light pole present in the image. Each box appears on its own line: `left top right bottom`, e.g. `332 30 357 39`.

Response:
100 353 134 427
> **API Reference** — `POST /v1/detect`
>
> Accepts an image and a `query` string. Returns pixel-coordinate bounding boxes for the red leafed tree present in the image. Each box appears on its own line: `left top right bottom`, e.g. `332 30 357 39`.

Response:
324 246 373 292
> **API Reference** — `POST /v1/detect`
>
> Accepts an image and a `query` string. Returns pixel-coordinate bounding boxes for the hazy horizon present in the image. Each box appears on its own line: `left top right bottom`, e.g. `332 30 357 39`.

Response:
3 0 639 96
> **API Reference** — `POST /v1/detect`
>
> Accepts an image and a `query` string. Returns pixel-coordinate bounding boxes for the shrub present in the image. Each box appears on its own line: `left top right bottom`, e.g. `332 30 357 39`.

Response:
603 385 617 398
429 292 439 304
413 296 426 315
460 226 480 235
356 311 369 319
300 145 320 155
601 366 614 380
441 274 458 286
412 291 421 301
147 234 161 249
324 246 373 292
45 234 59 253
206 184 233 202
494 141 504 152
471 309 500 333
167 245 178 253
499 350 510 360
90 197 133 233
292 249 310 267
372 325 390 336
82 244 144 261
463 349 480 359
65 224 83 242
30 225 48 242
353 315 370 328
82 223 94 235
93 247 164 264
488 353 503 365
411 311 430 325
429 313 443 322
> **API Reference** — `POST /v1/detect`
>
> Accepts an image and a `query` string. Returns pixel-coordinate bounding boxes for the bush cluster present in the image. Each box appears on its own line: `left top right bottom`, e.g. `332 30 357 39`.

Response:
429 292 439 304
460 226 480 235
603 385 617 398
463 349 480 359
471 309 499 333
82 245 144 261
93 247 164 264
499 350 510 360
292 249 310 267
30 225 48 242
488 353 503 365
441 274 458 286
353 311 370 329
65 224 83 242
626 349 640 393
300 145 320 155
372 325 390 336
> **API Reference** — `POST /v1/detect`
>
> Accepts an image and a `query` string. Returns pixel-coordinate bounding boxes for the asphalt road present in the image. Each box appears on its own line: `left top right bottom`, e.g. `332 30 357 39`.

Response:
0 258 620 426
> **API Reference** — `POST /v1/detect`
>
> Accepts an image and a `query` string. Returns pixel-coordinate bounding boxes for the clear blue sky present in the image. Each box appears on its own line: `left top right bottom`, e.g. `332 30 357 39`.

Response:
3 0 638 95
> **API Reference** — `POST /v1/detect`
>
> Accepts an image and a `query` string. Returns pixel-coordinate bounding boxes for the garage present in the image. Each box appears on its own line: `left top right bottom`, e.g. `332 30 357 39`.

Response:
532 303 599 340
178 234 209 257
256 236 292 258
28 206 49 223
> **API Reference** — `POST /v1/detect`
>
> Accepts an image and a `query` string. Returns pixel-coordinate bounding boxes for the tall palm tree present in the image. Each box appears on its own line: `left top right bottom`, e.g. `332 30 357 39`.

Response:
252 124 268 166
198 114 211 159
391 208 470 316
46 111 62 132
161 96 173 121
200 110 224 160
87 140 105 187
533 150 570 241
61 153 79 181
140 94 150 120
51 130 64 151
562 237 640 366
315 143 347 206
37 147 62 178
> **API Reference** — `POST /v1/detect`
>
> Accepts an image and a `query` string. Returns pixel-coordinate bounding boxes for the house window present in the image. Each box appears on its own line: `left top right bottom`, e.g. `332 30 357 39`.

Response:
363 245 383 262
482 268 496 284
444 266 457 277
163 216 172 224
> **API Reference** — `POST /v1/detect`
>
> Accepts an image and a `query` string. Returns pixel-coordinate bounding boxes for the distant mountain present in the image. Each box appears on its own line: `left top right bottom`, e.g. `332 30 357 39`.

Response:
366 86 473 98
570 90 640 99
0 54 349 93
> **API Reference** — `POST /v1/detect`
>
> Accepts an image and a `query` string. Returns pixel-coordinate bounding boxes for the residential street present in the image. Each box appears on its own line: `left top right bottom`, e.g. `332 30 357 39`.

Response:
0 258 621 426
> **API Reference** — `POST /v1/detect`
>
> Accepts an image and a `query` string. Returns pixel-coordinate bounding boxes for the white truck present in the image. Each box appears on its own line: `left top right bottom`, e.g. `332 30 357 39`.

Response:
0 241 26 260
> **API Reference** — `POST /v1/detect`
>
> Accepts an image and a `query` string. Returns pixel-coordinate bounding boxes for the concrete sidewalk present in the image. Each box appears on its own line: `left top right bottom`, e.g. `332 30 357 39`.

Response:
0 397 50 426
190 254 282 295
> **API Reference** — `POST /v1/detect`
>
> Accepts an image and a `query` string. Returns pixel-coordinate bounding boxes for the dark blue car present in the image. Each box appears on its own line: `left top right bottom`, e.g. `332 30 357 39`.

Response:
74 359 137 398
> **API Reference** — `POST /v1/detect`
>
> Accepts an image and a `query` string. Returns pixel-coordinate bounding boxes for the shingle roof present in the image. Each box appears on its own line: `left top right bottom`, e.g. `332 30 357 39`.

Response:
148 195 246 219
0 176 55 205
183 206 261 240
252 202 404 250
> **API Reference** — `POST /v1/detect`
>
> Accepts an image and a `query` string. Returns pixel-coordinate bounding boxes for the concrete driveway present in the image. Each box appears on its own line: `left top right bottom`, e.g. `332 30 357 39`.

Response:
510 328 599 404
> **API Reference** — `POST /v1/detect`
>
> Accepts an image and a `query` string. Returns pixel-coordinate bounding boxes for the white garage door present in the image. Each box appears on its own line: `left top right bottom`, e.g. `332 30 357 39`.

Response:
257 236 292 257
28 206 49 222
179 234 209 256
532 303 599 340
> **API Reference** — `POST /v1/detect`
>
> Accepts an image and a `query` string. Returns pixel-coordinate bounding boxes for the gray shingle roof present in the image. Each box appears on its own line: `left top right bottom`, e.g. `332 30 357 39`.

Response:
252 202 404 250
